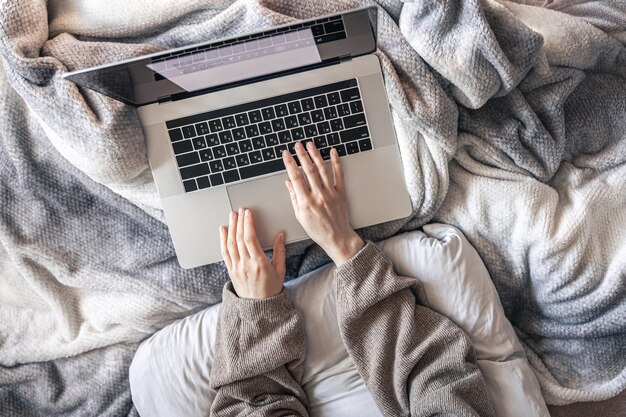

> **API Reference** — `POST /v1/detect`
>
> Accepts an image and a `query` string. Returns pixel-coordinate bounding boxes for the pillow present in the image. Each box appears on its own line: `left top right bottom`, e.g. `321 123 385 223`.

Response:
129 224 549 417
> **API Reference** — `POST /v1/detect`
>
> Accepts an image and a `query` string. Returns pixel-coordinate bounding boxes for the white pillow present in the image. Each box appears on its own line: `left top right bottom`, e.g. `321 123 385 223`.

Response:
129 224 549 417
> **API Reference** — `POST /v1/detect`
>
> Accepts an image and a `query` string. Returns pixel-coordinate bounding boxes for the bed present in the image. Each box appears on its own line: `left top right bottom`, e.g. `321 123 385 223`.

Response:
0 0 624 415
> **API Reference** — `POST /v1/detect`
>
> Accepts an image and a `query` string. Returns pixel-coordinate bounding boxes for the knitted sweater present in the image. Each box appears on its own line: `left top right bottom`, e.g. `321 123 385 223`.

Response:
209 241 496 416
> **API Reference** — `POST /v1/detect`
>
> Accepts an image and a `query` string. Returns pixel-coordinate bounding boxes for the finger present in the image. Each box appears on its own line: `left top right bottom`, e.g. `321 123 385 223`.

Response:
243 209 266 259
219 225 231 270
236 207 249 260
227 211 240 263
272 231 286 278
282 149 310 202
285 180 299 212
295 141 324 191
330 147 345 192
307 141 332 189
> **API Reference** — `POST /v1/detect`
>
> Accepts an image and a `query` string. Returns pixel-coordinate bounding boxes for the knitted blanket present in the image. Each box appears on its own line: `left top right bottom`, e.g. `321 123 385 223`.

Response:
1 0 624 415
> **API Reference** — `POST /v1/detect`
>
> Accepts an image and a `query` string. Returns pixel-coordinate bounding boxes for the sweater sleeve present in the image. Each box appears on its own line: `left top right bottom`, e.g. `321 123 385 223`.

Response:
209 282 309 416
334 241 496 417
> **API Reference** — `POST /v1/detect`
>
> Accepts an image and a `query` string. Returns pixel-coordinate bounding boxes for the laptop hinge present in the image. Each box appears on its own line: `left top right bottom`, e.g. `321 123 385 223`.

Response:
157 95 173 104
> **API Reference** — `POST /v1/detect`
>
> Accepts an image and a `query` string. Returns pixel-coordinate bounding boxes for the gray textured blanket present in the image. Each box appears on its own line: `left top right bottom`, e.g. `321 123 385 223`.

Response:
1 0 625 415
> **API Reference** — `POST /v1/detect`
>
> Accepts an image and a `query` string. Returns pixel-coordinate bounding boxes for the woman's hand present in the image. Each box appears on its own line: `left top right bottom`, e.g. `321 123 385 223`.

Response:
219 208 286 299
282 141 364 266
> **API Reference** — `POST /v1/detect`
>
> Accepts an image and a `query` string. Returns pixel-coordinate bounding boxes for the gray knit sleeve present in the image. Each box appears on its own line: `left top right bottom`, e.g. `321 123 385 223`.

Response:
209 282 309 416
334 241 496 417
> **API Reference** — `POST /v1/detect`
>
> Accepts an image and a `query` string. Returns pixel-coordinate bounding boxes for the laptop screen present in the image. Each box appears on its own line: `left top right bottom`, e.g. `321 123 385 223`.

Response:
64 7 377 106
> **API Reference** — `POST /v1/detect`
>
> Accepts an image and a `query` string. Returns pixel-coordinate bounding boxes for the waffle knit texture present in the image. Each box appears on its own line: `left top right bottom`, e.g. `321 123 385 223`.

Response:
210 242 496 417
1 0 625 414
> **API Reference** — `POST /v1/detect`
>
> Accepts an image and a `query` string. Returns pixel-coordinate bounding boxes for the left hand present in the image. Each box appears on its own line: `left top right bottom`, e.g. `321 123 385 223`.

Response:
219 208 286 299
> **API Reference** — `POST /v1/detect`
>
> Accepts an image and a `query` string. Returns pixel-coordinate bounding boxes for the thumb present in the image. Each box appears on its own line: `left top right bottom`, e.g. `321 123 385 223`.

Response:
272 232 286 278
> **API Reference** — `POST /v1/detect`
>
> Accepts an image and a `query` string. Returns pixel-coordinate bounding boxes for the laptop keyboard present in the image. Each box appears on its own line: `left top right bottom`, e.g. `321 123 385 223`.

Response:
166 78 373 192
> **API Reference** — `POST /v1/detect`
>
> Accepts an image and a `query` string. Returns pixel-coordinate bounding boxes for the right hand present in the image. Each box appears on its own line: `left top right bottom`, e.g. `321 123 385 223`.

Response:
282 141 364 266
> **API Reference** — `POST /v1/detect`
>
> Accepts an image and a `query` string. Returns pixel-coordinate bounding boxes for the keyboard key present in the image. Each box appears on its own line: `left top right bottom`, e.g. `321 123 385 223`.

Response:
213 145 227 158
199 149 213 161
288 101 302 114
209 119 223 132
259 121 272 135
278 130 292 143
304 125 318 138
226 143 239 155
219 130 233 143
314 95 328 108
285 116 299 129
327 92 340 105
210 173 224 186
176 152 200 167
291 127 305 140
222 116 236 129
209 160 224 172
182 125 196 138
271 118 285 131
315 31 346 44
298 113 312 125
330 118 344 132
236 154 250 167
181 163 210 179
311 109 324 123
350 100 363 113
223 169 240 183
183 179 197 192
341 87 361 102
301 98 314 111
239 139 253 153
287 142 297 155
275 104 289 117
248 110 262 123
262 148 276 161
346 141 360 154
193 136 207 150
206 134 220 147
173 140 193 154
252 137 266 150
223 157 237 170
314 136 327 148
324 20 344 34
317 121 331 134
311 24 325 37
235 113 249 126
249 151 263 164
324 106 337 120
320 147 331 160
197 176 211 189
168 128 183 142
265 133 279 146
340 126 369 143
232 128 246 141
343 113 366 128
246 124 259 137
336 144 347 156
275 144 287 155
326 132 340 146
240 159 286 180
261 107 276 120
358 138 373 152
195 122 210 135
337 103 351 116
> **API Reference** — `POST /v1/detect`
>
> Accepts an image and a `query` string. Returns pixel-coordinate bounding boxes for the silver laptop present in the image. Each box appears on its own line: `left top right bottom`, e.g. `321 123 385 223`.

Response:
64 6 412 269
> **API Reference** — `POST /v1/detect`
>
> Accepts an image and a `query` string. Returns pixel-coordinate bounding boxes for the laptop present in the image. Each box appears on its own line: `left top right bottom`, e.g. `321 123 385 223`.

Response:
64 6 412 269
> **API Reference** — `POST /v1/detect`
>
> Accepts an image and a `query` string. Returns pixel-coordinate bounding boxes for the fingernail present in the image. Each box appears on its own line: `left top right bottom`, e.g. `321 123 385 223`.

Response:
332 147 338 156
239 207 244 215
295 142 303 150
245 209 250 217
307 141 313 149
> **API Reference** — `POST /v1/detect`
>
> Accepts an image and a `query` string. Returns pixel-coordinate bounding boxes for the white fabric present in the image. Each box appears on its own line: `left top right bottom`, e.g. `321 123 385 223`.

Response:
129 224 549 417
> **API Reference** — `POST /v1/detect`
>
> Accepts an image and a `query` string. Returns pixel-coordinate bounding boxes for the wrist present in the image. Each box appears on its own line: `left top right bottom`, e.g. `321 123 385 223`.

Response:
327 231 365 266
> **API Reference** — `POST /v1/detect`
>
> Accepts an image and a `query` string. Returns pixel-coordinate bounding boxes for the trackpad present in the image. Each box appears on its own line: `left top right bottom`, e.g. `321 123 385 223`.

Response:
227 173 308 250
